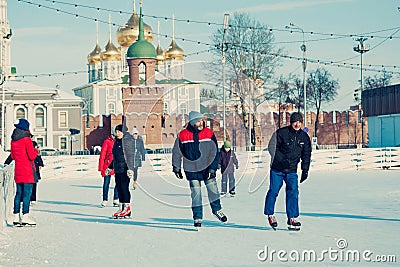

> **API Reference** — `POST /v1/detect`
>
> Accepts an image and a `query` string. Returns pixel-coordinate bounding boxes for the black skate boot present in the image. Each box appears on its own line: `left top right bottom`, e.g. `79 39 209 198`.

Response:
213 210 228 223
287 218 301 231
268 215 278 230
193 219 202 231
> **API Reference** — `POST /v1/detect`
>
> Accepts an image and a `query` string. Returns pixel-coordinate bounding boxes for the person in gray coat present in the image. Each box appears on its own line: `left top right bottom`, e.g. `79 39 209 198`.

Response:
130 127 146 189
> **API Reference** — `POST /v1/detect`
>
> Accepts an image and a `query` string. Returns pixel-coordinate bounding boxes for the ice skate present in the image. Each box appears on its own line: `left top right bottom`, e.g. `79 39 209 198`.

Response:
119 204 131 218
213 210 228 223
112 200 119 207
13 213 21 227
193 219 202 231
267 215 278 230
287 218 301 231
100 200 107 207
21 214 36 226
220 192 226 197
229 190 236 197
112 204 124 219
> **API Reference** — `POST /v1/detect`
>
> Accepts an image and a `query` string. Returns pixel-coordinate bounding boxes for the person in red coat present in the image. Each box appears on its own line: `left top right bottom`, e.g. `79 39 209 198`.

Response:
98 127 119 207
11 119 38 226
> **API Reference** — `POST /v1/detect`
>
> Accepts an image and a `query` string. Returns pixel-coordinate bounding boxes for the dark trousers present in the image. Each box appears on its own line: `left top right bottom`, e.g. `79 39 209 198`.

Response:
30 183 37 201
115 172 131 203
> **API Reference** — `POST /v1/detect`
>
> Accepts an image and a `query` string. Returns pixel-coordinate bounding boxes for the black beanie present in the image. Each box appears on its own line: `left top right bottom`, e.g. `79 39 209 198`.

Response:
115 124 123 132
290 112 303 124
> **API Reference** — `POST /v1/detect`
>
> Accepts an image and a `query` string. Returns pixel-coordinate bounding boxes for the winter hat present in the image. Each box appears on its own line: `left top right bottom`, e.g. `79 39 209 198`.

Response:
188 111 204 126
14 118 30 131
290 112 303 124
224 140 231 148
131 127 139 135
115 124 123 132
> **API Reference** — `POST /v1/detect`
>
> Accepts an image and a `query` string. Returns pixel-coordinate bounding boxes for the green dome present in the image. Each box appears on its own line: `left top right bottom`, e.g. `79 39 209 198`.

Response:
127 39 156 59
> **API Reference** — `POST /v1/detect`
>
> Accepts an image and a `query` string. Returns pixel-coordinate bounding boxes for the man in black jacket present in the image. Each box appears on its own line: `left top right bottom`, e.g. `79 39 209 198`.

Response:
172 111 227 229
264 112 311 230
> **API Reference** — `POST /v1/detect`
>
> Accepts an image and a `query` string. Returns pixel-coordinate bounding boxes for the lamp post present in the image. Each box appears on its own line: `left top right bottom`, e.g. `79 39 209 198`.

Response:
222 14 229 141
353 37 369 147
286 23 307 128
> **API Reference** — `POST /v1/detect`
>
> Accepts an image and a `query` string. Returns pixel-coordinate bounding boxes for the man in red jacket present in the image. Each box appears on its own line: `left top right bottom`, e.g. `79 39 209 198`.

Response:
98 126 119 207
11 119 38 226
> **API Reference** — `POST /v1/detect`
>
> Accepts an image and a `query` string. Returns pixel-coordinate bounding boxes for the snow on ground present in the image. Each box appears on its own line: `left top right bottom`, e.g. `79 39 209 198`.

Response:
0 152 399 266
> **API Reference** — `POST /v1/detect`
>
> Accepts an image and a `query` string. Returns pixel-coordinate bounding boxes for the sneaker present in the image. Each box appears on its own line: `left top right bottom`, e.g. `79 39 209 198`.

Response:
13 213 21 226
194 219 202 228
287 218 301 230
101 200 107 207
21 214 36 226
229 190 236 197
268 215 278 228
213 210 228 223
112 200 119 207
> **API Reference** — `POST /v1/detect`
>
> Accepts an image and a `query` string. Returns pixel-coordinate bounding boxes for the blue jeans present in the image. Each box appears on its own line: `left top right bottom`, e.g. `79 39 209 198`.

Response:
103 175 119 201
189 178 222 220
14 183 33 214
264 169 299 219
221 172 235 193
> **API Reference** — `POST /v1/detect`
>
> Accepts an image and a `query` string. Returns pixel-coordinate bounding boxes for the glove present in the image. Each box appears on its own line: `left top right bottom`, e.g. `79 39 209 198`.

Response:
208 169 216 179
235 165 239 170
105 168 112 176
300 171 308 183
172 166 183 179
127 169 134 179
217 164 221 170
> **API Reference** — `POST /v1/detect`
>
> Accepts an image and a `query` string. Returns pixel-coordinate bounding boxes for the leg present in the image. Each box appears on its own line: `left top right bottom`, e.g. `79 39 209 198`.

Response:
228 173 235 193
103 175 111 201
114 173 123 202
22 183 33 214
13 183 23 214
30 183 37 201
264 169 284 216
284 172 299 219
221 173 228 194
112 175 119 201
204 178 222 214
188 180 203 220
119 172 131 204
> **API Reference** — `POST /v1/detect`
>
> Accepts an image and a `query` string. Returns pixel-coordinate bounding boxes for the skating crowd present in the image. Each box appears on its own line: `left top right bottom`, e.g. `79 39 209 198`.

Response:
6 111 311 230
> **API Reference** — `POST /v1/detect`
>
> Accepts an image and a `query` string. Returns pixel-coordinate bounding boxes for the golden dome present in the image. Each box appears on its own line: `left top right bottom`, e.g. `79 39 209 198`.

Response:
116 13 154 47
164 39 185 61
87 44 101 64
101 40 121 61
156 43 164 64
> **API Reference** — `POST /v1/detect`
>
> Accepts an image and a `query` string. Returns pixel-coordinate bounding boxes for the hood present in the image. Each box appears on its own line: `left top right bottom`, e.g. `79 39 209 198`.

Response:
11 128 31 141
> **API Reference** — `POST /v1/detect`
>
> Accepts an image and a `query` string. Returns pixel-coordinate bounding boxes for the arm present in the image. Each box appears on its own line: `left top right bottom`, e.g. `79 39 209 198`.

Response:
98 141 108 171
172 137 183 169
26 138 39 161
208 133 220 171
232 151 239 167
301 134 312 172
268 131 285 163
4 154 13 165
140 138 146 161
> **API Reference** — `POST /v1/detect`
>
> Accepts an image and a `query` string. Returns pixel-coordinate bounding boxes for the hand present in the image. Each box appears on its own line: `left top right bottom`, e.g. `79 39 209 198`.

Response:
127 169 134 179
217 164 221 170
300 171 308 183
105 168 112 176
172 166 183 179
235 165 239 170
208 169 216 179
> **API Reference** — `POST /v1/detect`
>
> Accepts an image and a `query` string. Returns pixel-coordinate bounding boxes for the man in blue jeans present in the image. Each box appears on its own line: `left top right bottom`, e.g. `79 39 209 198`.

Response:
172 111 227 229
264 112 311 230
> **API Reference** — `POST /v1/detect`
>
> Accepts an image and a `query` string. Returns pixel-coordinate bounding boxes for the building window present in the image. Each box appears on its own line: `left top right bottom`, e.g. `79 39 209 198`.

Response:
60 136 67 150
35 107 45 127
36 137 44 148
59 111 68 128
16 108 25 119
107 103 115 114
107 88 115 97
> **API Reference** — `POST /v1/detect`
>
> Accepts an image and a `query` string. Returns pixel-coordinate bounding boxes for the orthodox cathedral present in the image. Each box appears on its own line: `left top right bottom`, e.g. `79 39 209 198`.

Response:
73 1 200 148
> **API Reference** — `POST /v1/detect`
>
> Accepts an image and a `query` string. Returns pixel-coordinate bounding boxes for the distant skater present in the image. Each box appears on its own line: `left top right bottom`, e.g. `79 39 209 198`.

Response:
218 140 239 197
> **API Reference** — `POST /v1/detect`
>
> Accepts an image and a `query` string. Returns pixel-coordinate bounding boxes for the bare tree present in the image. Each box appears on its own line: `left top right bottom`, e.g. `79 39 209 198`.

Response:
364 72 392 90
269 74 295 128
307 68 339 137
209 13 283 149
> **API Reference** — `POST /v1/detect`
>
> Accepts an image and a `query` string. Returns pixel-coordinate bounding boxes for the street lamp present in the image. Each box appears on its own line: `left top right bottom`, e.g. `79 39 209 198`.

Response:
353 37 369 147
222 13 229 141
286 23 307 128
1 29 12 151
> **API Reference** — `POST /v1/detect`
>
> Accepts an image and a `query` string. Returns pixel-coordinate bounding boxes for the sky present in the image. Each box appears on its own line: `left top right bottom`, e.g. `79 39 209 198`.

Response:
7 0 400 111
0 152 399 266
